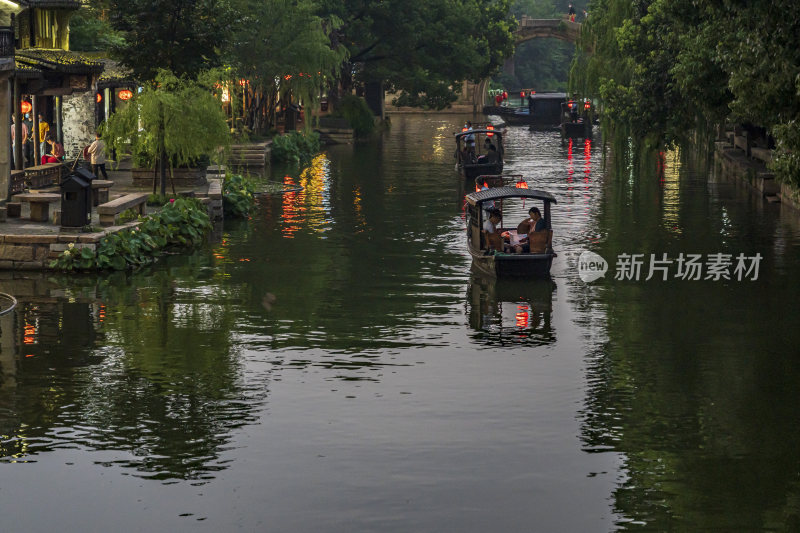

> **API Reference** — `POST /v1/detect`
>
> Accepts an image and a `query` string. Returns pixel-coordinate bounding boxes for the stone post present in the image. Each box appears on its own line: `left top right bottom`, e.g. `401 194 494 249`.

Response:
13 77 22 172
364 81 385 120
55 96 63 144
0 76 9 200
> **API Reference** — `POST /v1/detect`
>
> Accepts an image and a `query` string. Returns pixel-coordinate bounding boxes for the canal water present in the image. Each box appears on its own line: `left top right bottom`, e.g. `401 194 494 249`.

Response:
2 114 800 531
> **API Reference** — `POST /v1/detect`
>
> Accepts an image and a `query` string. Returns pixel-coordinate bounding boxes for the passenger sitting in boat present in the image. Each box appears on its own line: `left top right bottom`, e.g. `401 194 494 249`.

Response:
484 137 496 151
485 144 500 164
482 208 505 252
515 207 547 253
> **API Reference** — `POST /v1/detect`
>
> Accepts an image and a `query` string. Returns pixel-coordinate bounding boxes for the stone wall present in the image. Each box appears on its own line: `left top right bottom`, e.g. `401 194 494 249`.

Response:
62 91 96 159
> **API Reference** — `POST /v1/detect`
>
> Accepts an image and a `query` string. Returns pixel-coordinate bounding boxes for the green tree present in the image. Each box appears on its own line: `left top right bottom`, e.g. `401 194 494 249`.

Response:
103 70 229 195
68 3 125 52
318 0 516 110
224 0 347 134
103 0 230 81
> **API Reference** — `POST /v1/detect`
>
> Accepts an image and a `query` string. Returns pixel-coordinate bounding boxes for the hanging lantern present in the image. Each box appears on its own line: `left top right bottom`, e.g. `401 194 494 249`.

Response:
96 93 103 103
584 100 591 110
486 124 494 137
515 179 529 189
475 183 481 192
20 101 32 114
118 89 133 101
520 91 526 98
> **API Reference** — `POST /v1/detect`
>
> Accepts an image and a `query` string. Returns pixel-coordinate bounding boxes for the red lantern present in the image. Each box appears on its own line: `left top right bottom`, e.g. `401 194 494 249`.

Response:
515 179 529 189
96 93 103 103
520 91 526 98
486 124 494 137
118 89 133 101
584 100 591 110
20 101 32 114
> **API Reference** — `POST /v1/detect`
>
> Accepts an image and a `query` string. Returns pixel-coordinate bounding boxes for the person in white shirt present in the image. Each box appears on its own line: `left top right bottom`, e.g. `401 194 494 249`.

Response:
87 132 109 179
482 208 504 251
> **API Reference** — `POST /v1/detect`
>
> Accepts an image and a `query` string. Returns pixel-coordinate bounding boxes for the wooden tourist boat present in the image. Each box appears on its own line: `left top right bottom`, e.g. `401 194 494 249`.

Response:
454 126 504 180
465 186 557 278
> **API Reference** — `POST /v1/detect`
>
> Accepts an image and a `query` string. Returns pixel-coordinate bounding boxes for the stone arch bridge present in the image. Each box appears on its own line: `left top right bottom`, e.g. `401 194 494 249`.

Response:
470 16 582 110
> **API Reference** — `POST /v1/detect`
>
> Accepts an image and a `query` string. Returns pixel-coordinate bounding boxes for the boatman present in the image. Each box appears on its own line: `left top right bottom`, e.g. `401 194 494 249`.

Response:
464 121 476 154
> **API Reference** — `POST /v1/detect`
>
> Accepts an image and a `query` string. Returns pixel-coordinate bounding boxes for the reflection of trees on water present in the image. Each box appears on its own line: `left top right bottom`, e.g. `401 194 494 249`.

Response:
575 156 800 529
0 267 267 481
465 274 556 347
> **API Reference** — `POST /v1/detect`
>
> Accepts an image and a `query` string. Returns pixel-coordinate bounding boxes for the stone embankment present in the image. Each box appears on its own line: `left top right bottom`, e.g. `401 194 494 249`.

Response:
712 128 800 209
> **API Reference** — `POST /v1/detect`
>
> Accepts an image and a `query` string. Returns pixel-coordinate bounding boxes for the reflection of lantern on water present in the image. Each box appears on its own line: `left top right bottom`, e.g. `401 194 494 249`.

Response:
23 323 37 345
515 305 529 329
118 89 133 101
21 101 32 114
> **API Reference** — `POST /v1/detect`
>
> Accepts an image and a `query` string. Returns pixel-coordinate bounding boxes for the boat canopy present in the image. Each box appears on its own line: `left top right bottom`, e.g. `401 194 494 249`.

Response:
466 186 558 205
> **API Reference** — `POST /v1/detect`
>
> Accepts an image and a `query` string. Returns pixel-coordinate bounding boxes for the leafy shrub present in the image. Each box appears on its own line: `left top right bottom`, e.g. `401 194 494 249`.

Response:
118 208 140 223
147 193 172 205
271 131 321 164
770 121 800 187
223 173 257 217
332 95 375 137
50 197 212 271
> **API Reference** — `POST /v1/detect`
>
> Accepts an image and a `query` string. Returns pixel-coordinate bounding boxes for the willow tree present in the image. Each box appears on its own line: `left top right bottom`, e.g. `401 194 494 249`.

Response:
104 70 229 195
225 0 348 134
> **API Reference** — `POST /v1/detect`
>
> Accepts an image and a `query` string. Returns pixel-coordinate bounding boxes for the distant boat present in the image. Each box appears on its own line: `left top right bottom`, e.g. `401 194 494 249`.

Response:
465 186 558 278
454 126 505 180
487 93 567 126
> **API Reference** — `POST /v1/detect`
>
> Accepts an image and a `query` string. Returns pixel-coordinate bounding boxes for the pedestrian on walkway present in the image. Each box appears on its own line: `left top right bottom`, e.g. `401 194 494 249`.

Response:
23 113 33 166
568 4 576 22
37 113 50 160
87 132 109 180
11 115 29 169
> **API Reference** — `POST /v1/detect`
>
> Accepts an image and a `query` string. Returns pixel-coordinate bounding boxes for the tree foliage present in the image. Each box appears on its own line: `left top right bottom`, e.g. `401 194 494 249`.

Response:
572 0 800 183
224 0 347 134
68 4 125 52
102 0 230 81
318 0 517 109
103 70 229 192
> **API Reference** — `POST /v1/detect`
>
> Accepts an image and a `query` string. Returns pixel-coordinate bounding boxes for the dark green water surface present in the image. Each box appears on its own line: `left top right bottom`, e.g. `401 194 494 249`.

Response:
2 115 800 531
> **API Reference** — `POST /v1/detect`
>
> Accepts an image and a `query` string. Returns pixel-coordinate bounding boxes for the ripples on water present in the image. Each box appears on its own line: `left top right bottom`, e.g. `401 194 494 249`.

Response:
3 115 800 530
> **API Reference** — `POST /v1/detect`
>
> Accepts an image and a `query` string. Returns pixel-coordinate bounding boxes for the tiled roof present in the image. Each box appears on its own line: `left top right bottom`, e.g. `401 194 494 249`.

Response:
23 1 83 8
16 48 103 74
98 58 134 84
